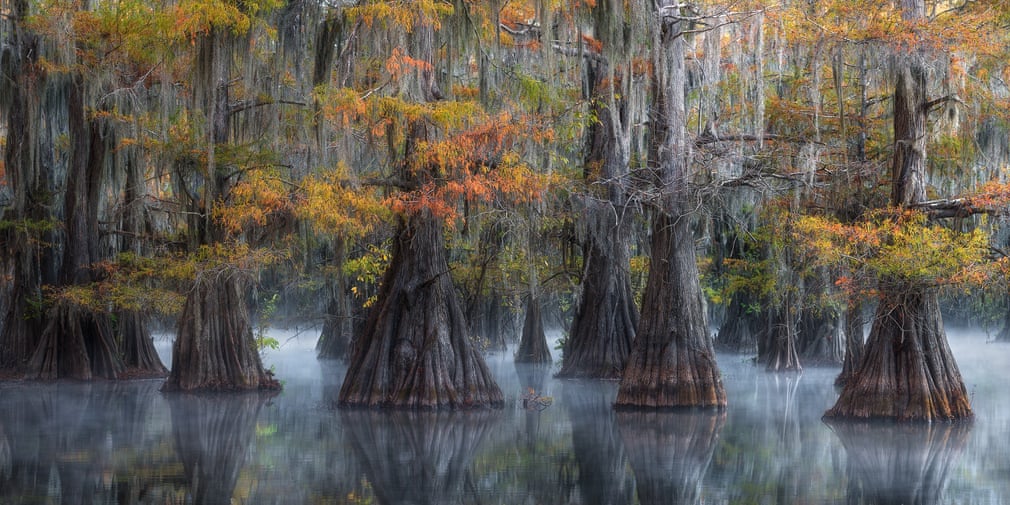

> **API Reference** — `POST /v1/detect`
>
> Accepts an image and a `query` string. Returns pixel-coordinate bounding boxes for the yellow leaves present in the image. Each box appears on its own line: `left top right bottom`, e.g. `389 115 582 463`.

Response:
299 164 390 237
214 168 293 236
346 1 453 32
169 0 281 41
792 209 989 291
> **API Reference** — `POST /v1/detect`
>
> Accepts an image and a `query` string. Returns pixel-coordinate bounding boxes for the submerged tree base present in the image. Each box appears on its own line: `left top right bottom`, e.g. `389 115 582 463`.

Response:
824 289 972 422
338 213 503 409
162 275 280 392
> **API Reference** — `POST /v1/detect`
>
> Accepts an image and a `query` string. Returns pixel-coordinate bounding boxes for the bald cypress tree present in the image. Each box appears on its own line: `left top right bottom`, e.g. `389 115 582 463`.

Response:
615 0 725 409
824 0 971 422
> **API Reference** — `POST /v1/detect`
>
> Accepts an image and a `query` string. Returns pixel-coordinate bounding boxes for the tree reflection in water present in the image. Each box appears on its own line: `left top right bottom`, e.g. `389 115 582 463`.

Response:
0 380 167 503
617 409 726 505
341 409 498 505
826 420 971 505
563 381 635 505
168 392 272 505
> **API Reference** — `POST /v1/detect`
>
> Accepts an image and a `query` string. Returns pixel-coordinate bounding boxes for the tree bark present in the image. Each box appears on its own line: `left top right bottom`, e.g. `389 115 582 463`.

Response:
558 3 639 379
824 288 972 421
615 0 726 409
338 212 504 409
163 273 280 391
24 78 124 380
825 0 972 421
515 297 552 364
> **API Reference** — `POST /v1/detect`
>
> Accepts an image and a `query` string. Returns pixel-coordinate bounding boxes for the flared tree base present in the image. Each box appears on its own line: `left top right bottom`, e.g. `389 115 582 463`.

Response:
515 298 552 364
338 213 503 409
162 276 280 392
824 289 972 422
615 341 725 409
25 302 124 381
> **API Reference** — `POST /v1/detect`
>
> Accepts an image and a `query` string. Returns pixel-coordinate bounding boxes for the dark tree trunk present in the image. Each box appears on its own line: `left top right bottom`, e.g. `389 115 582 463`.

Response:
515 298 552 364
0 7 64 374
557 0 638 379
165 28 284 392
616 1 725 408
163 274 280 391
617 410 725 505
317 239 359 360
316 293 354 360
564 382 635 505
797 305 844 366
616 214 726 408
169 393 271 505
827 420 970 505
824 289 972 421
116 146 167 377
338 213 504 408
760 301 802 372
25 80 124 380
715 291 762 354
836 296 866 386
117 311 168 377
826 0 972 421
342 410 497 505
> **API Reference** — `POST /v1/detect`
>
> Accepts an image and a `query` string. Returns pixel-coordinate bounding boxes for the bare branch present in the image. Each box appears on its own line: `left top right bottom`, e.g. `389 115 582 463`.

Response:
908 198 998 218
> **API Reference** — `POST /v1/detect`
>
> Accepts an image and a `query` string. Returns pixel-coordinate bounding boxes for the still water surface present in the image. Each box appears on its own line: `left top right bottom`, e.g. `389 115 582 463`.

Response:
0 328 1008 504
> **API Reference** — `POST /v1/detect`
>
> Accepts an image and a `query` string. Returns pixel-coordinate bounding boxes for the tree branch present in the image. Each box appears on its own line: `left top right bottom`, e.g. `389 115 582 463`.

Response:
908 198 998 218
922 94 962 113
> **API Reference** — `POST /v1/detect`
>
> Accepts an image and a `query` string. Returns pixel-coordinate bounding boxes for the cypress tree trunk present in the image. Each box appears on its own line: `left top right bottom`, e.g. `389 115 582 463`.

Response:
165 29 279 391
116 147 167 376
825 0 972 421
338 13 503 409
163 273 280 391
615 1 725 409
515 297 552 364
715 291 762 354
836 295 865 386
338 212 503 408
25 79 124 380
317 239 358 360
557 0 639 379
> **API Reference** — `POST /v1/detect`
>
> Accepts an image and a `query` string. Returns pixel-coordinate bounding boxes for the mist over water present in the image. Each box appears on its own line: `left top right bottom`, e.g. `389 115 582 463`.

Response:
1 327 1008 503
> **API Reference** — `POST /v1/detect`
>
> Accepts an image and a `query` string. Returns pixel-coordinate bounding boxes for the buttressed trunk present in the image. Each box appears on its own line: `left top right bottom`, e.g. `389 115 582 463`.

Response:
338 212 504 408
615 0 725 409
558 6 638 379
162 274 280 392
825 0 971 421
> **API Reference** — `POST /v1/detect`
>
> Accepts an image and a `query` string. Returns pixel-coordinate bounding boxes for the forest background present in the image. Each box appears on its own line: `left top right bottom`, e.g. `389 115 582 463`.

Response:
2 0 1010 416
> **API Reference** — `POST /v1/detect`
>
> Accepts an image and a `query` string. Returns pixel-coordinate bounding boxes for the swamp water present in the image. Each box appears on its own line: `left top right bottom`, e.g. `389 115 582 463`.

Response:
0 328 1008 504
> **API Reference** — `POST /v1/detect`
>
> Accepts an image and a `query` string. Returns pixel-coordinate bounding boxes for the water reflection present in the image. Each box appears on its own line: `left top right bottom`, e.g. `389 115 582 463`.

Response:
827 420 971 505
167 392 272 505
341 409 499 505
617 410 726 505
564 381 635 505
0 380 171 504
